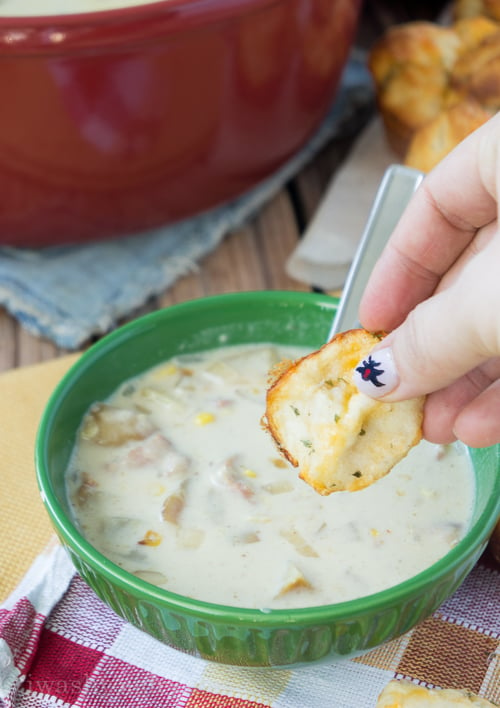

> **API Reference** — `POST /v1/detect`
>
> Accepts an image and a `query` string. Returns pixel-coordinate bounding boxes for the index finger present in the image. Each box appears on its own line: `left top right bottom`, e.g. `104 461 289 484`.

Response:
359 113 500 332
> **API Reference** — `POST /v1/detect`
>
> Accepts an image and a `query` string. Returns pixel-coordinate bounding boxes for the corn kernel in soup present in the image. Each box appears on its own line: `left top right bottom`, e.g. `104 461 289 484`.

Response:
65 343 474 610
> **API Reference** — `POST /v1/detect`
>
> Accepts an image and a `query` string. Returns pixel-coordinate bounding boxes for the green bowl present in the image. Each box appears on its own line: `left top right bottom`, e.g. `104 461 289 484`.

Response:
35 291 500 668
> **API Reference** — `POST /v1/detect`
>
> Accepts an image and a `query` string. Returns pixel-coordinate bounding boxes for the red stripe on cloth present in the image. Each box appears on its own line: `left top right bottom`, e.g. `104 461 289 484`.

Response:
25 628 104 704
76 654 194 707
0 597 45 674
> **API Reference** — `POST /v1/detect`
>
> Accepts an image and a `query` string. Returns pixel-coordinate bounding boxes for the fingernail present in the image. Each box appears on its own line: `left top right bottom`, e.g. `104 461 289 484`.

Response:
353 347 399 398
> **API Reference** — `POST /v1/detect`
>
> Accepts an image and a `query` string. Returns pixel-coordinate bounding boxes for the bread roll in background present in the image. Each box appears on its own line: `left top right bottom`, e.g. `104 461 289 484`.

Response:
368 1 500 171
404 98 491 171
368 22 462 157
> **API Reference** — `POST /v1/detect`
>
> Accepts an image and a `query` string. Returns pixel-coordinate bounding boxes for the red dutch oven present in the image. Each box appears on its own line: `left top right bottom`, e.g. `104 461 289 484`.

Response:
0 0 361 245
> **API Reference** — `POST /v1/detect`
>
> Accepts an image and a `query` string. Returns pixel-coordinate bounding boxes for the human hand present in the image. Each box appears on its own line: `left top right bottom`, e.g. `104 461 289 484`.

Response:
354 112 500 448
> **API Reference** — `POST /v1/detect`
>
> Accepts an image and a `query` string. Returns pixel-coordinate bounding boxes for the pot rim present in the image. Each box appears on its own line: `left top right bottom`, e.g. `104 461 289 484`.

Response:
0 0 289 54
0 0 280 25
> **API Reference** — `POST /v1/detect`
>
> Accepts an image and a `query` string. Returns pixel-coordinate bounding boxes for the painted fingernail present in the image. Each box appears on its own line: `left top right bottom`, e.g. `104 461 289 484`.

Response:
353 347 399 398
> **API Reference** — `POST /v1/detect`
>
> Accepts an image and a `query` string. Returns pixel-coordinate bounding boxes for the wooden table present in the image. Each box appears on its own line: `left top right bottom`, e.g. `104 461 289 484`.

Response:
0 0 447 374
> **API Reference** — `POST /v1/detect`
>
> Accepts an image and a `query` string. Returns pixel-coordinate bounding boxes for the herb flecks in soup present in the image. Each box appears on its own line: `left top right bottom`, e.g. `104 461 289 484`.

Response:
65 344 474 610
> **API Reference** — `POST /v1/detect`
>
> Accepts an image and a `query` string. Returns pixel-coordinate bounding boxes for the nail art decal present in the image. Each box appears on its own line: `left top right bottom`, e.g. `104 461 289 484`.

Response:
355 355 385 387
353 347 399 398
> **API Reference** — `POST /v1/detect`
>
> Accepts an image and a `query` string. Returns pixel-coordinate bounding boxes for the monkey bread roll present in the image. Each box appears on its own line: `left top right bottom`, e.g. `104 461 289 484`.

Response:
368 6 500 171
263 329 424 495
404 97 492 173
368 21 463 157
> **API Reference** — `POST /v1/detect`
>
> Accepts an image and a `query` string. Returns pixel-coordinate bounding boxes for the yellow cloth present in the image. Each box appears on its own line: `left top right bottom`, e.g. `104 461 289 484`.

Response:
0 354 79 602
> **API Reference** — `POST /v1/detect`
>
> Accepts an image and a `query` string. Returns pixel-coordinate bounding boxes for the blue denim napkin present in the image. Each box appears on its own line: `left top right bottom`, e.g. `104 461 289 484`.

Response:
0 52 373 350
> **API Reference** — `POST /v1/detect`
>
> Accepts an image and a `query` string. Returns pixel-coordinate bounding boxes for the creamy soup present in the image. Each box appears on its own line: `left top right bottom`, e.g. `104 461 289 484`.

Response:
65 343 475 610
0 0 163 16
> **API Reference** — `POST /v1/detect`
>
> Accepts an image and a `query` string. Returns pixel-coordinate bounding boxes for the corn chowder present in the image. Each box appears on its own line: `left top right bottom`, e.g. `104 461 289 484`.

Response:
65 343 474 610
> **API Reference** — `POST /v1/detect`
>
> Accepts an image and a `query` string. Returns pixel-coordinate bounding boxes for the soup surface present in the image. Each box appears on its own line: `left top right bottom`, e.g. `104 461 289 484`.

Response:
65 343 474 610
0 0 163 16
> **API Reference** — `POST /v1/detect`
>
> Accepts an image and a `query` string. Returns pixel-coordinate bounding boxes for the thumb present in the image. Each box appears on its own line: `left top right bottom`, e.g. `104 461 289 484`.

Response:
353 243 500 401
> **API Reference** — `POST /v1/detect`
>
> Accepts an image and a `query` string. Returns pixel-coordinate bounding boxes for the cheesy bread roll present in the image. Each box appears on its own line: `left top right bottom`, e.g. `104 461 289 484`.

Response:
263 329 424 495
376 679 498 707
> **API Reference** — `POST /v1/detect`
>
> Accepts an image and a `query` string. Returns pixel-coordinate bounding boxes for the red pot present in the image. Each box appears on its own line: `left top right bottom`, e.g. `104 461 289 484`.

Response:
0 0 361 246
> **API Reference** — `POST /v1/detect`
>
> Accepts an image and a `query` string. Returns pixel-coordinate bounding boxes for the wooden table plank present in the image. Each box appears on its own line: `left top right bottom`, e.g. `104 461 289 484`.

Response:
0 310 16 371
204 225 268 293
16 327 63 370
252 192 308 292
160 191 306 309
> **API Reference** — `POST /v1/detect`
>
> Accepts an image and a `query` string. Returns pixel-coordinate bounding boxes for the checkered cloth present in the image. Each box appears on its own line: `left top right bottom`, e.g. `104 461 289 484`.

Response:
1 546 499 708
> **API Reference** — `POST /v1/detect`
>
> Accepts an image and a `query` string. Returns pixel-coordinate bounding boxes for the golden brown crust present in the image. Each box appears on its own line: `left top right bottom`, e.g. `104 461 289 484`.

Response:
368 22 461 80
453 15 500 50
263 329 424 495
404 98 493 172
368 22 462 157
377 64 457 156
369 4 500 170
454 0 500 21
452 28 500 81
376 679 499 707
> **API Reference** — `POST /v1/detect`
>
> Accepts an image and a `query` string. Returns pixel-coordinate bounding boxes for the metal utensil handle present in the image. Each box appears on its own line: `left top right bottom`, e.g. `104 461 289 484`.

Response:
328 164 424 340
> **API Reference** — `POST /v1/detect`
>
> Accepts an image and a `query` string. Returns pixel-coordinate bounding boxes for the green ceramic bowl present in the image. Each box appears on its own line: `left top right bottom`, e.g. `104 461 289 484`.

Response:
35 291 500 668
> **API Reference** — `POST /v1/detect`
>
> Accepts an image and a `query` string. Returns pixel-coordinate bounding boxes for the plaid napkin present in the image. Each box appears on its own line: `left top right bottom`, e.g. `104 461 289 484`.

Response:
0 52 373 352
1 544 499 708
